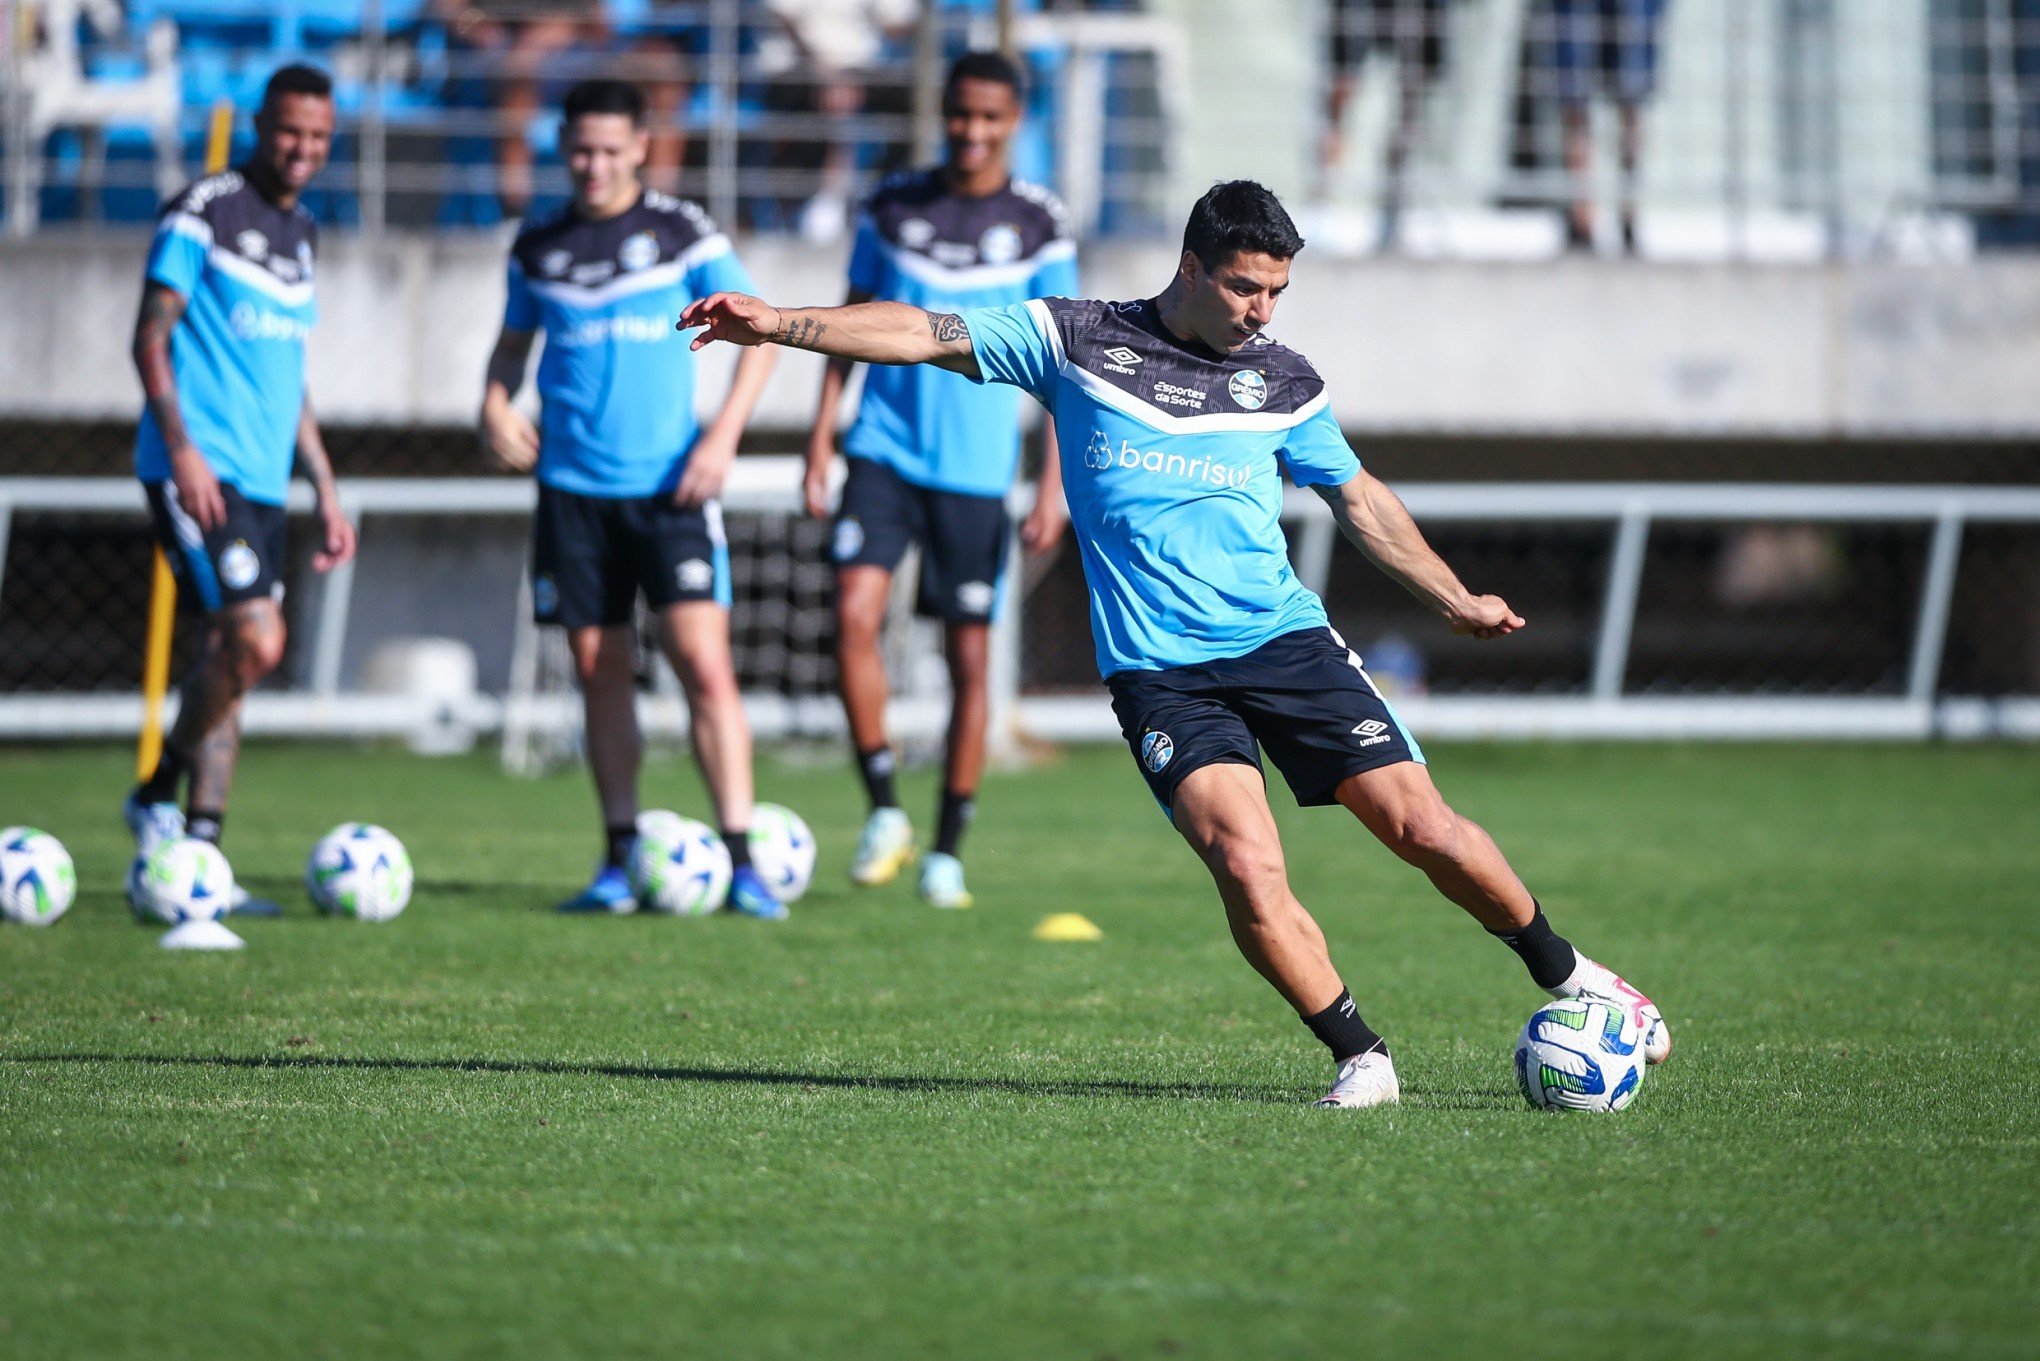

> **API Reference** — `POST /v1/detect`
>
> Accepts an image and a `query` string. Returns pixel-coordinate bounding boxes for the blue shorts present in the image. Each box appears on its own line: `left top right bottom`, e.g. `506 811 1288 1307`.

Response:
832 455 1010 624
1106 627 1426 816
1548 0 1666 106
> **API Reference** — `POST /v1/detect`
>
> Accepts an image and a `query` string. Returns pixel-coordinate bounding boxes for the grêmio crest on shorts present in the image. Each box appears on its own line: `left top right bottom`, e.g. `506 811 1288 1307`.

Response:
959 296 1363 678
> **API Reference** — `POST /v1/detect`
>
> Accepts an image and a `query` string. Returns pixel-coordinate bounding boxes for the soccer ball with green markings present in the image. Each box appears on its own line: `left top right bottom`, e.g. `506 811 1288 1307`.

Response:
0 827 77 927
307 823 414 922
129 835 233 926
1514 996 1647 1112
630 817 731 916
747 803 816 904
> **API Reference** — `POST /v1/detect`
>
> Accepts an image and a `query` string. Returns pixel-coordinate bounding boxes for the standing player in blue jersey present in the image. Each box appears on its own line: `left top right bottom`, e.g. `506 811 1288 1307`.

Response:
478 79 786 919
800 52 1079 909
125 65 355 916
680 181 1670 1105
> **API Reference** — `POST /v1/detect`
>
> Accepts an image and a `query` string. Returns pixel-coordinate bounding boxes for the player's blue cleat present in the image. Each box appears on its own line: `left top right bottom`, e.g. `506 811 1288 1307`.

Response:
123 792 185 855
223 884 284 918
555 864 637 914
725 865 788 921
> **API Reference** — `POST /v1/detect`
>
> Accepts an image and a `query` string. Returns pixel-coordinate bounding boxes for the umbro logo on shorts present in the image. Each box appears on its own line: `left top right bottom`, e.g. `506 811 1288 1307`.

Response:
676 559 714 592
1352 719 1392 748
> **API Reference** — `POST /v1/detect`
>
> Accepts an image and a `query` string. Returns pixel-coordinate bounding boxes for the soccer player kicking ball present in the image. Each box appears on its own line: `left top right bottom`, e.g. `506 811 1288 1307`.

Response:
801 51 1079 909
681 181 1669 1103
480 79 785 919
126 65 357 915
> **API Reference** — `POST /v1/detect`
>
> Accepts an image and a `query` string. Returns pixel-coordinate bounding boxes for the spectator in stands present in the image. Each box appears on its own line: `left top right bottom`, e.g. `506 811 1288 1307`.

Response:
755 0 917 242
1318 0 1452 250
1543 0 1670 253
437 1 694 217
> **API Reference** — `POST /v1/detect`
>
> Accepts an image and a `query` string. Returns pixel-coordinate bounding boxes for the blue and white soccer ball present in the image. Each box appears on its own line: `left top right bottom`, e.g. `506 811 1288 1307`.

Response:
747 803 816 903
629 817 731 917
128 835 234 926
307 823 414 922
636 808 689 846
0 827 77 927
1514 995 1647 1112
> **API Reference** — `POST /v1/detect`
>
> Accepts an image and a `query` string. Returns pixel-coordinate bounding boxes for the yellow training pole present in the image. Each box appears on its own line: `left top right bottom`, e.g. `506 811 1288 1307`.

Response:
137 99 237 779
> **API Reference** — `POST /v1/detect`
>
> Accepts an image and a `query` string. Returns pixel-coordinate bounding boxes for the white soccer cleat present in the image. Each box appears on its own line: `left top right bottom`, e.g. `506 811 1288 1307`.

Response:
850 807 915 888
1553 955 1671 1065
1314 1048 1401 1109
917 852 973 910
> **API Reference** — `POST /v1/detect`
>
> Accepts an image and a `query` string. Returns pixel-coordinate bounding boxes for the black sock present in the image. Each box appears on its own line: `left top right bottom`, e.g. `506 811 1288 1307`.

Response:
934 788 975 857
856 746 899 812
722 827 753 871
1301 989 1386 1061
604 823 637 868
1489 901 1578 991
137 744 187 804
186 808 224 845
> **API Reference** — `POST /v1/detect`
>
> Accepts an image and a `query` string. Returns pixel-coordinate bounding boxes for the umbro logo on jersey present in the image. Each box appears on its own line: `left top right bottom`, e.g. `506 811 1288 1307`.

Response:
1102 346 1142 375
237 229 269 260
1352 719 1393 748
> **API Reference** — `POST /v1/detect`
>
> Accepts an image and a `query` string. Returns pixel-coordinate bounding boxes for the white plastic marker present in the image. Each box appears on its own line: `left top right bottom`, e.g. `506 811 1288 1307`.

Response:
160 920 245 951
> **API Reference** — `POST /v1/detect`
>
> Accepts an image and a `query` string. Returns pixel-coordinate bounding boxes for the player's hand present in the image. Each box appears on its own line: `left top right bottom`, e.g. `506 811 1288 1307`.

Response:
169 444 226 530
674 428 737 507
1021 499 1067 554
480 399 540 473
679 293 778 350
312 497 357 572
1447 593 1526 640
801 432 834 520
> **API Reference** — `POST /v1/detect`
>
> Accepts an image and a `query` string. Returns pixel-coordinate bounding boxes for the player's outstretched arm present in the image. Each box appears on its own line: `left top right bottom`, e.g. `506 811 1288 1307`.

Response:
1318 469 1526 640
680 293 981 380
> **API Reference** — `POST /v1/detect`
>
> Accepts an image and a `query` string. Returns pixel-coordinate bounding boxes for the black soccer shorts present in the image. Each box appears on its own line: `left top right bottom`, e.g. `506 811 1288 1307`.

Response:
144 479 288 615
531 484 730 629
830 455 1010 624
1106 626 1426 816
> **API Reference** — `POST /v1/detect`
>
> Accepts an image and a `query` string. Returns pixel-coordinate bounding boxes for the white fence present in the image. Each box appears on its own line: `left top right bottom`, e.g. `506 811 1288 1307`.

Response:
3 467 2039 747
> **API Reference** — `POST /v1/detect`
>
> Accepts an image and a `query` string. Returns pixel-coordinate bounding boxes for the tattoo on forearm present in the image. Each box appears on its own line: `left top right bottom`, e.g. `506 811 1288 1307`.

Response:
135 288 192 449
771 314 827 349
928 312 969 344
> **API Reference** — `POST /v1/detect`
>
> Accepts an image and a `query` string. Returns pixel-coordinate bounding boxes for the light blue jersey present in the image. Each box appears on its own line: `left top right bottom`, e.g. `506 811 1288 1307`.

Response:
505 192 755 498
961 297 1361 677
134 171 317 507
843 170 1078 497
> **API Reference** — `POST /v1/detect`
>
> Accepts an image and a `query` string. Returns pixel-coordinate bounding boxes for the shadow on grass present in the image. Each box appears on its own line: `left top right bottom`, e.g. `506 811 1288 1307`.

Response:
5 1051 1302 1106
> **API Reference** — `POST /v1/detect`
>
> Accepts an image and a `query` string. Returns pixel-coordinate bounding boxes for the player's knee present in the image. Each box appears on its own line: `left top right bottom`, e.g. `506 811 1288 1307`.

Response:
836 604 883 652
223 618 284 684
572 644 629 692
680 660 740 712
1387 802 1463 865
1209 838 1287 898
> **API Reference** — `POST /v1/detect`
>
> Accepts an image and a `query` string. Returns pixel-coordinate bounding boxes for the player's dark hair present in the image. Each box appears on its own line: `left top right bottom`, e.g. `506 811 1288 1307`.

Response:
562 79 647 128
260 64 332 111
943 50 1026 104
1181 180 1305 271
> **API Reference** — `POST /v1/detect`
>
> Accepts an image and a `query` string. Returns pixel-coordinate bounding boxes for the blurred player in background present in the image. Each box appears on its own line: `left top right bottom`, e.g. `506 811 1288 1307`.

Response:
800 51 1078 910
1546 0 1670 253
478 79 785 919
126 65 356 916
682 181 1669 1105
1318 0 1451 248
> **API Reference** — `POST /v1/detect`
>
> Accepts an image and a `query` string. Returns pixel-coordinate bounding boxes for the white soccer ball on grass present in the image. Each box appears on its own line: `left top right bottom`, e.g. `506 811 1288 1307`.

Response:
307 823 415 921
0 827 77 926
629 817 731 916
128 835 234 926
747 803 816 903
1514 995 1647 1112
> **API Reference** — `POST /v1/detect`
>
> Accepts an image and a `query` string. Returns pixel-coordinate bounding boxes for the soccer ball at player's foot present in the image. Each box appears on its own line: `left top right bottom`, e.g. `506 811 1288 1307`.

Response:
636 808 687 846
307 823 415 922
128 836 235 926
0 827 77 927
629 818 732 917
1514 996 1647 1113
747 803 816 903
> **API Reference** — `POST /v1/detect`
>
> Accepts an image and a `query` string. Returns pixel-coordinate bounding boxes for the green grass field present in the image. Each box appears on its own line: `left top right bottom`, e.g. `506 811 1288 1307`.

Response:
2 740 2036 1360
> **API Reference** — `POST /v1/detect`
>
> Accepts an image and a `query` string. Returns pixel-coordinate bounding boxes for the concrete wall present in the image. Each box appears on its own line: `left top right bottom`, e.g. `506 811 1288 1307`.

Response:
3 231 2040 437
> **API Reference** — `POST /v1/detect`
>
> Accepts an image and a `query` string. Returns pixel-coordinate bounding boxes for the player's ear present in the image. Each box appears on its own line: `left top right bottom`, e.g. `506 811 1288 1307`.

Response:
1177 251 1202 288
